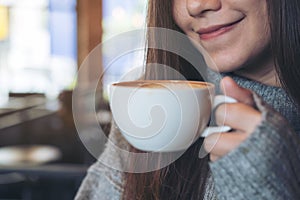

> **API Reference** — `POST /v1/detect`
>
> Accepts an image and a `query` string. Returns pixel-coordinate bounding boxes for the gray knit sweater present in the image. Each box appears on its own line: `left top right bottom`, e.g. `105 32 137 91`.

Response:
75 72 300 200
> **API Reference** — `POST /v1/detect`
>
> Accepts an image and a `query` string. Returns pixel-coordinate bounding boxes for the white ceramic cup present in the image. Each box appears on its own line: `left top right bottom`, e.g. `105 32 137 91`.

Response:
109 80 236 152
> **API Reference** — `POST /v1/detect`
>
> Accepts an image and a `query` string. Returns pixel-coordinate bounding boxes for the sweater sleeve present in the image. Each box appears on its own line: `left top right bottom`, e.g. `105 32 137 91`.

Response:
209 93 300 200
74 122 130 200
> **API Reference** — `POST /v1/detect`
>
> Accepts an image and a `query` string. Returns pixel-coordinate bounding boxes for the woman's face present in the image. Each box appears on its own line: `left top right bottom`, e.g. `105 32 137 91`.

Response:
173 0 272 73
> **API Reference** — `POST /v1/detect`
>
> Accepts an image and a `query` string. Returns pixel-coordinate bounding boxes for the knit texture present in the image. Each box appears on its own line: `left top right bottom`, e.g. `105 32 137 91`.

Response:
75 72 300 200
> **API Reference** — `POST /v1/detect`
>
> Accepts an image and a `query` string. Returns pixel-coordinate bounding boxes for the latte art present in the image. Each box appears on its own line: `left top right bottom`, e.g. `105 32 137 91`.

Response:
112 80 210 89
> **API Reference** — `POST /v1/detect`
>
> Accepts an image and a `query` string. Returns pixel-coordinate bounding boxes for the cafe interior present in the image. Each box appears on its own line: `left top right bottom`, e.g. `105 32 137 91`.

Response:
0 0 146 199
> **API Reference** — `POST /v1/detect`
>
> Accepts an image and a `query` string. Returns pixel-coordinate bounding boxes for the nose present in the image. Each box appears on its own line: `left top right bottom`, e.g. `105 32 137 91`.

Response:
186 0 221 17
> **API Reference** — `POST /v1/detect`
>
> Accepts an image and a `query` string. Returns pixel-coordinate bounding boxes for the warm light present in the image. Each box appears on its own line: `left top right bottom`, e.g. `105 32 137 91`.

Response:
0 6 9 40
132 13 144 28
111 6 126 20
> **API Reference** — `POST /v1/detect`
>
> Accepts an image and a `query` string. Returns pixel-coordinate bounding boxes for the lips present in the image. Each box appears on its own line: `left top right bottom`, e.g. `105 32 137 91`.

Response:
197 18 244 40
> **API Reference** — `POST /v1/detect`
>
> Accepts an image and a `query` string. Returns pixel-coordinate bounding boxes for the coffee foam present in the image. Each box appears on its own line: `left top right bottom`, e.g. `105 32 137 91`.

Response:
112 80 212 89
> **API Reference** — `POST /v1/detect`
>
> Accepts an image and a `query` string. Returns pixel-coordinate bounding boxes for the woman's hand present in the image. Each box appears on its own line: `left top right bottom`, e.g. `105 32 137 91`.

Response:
204 77 262 162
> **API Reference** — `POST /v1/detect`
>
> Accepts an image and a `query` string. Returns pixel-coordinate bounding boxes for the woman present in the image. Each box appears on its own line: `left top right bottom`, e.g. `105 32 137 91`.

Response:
76 0 300 199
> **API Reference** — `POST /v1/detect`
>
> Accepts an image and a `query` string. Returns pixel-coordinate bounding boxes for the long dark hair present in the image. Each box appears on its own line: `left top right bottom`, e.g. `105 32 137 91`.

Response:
122 0 300 199
122 1 209 200
267 0 300 108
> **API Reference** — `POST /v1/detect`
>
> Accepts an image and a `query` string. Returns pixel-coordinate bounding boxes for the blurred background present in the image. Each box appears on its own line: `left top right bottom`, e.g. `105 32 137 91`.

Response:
0 0 146 199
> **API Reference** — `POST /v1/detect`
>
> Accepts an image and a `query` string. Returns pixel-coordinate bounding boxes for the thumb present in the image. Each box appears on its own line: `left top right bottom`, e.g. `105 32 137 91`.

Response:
220 76 254 106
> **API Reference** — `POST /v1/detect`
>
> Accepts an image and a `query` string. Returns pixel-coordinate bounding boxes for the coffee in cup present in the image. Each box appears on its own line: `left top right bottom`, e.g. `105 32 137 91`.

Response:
109 80 235 152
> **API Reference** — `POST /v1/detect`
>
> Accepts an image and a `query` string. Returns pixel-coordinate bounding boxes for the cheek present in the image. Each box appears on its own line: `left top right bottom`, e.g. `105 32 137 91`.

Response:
172 1 191 32
205 19 271 72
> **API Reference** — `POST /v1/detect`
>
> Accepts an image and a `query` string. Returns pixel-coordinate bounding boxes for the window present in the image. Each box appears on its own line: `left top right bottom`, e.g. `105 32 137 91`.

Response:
0 0 77 105
0 0 147 105
102 0 147 99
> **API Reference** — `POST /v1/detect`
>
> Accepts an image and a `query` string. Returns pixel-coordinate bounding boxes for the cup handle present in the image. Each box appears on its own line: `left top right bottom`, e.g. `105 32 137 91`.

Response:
201 95 237 138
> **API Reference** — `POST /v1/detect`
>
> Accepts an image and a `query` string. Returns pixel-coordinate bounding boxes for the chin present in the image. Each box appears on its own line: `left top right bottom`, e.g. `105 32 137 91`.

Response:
208 66 235 73
205 58 242 73
204 52 247 73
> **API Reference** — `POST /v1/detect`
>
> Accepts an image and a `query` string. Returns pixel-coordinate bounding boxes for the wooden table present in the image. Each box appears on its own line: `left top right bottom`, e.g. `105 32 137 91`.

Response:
0 96 59 130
